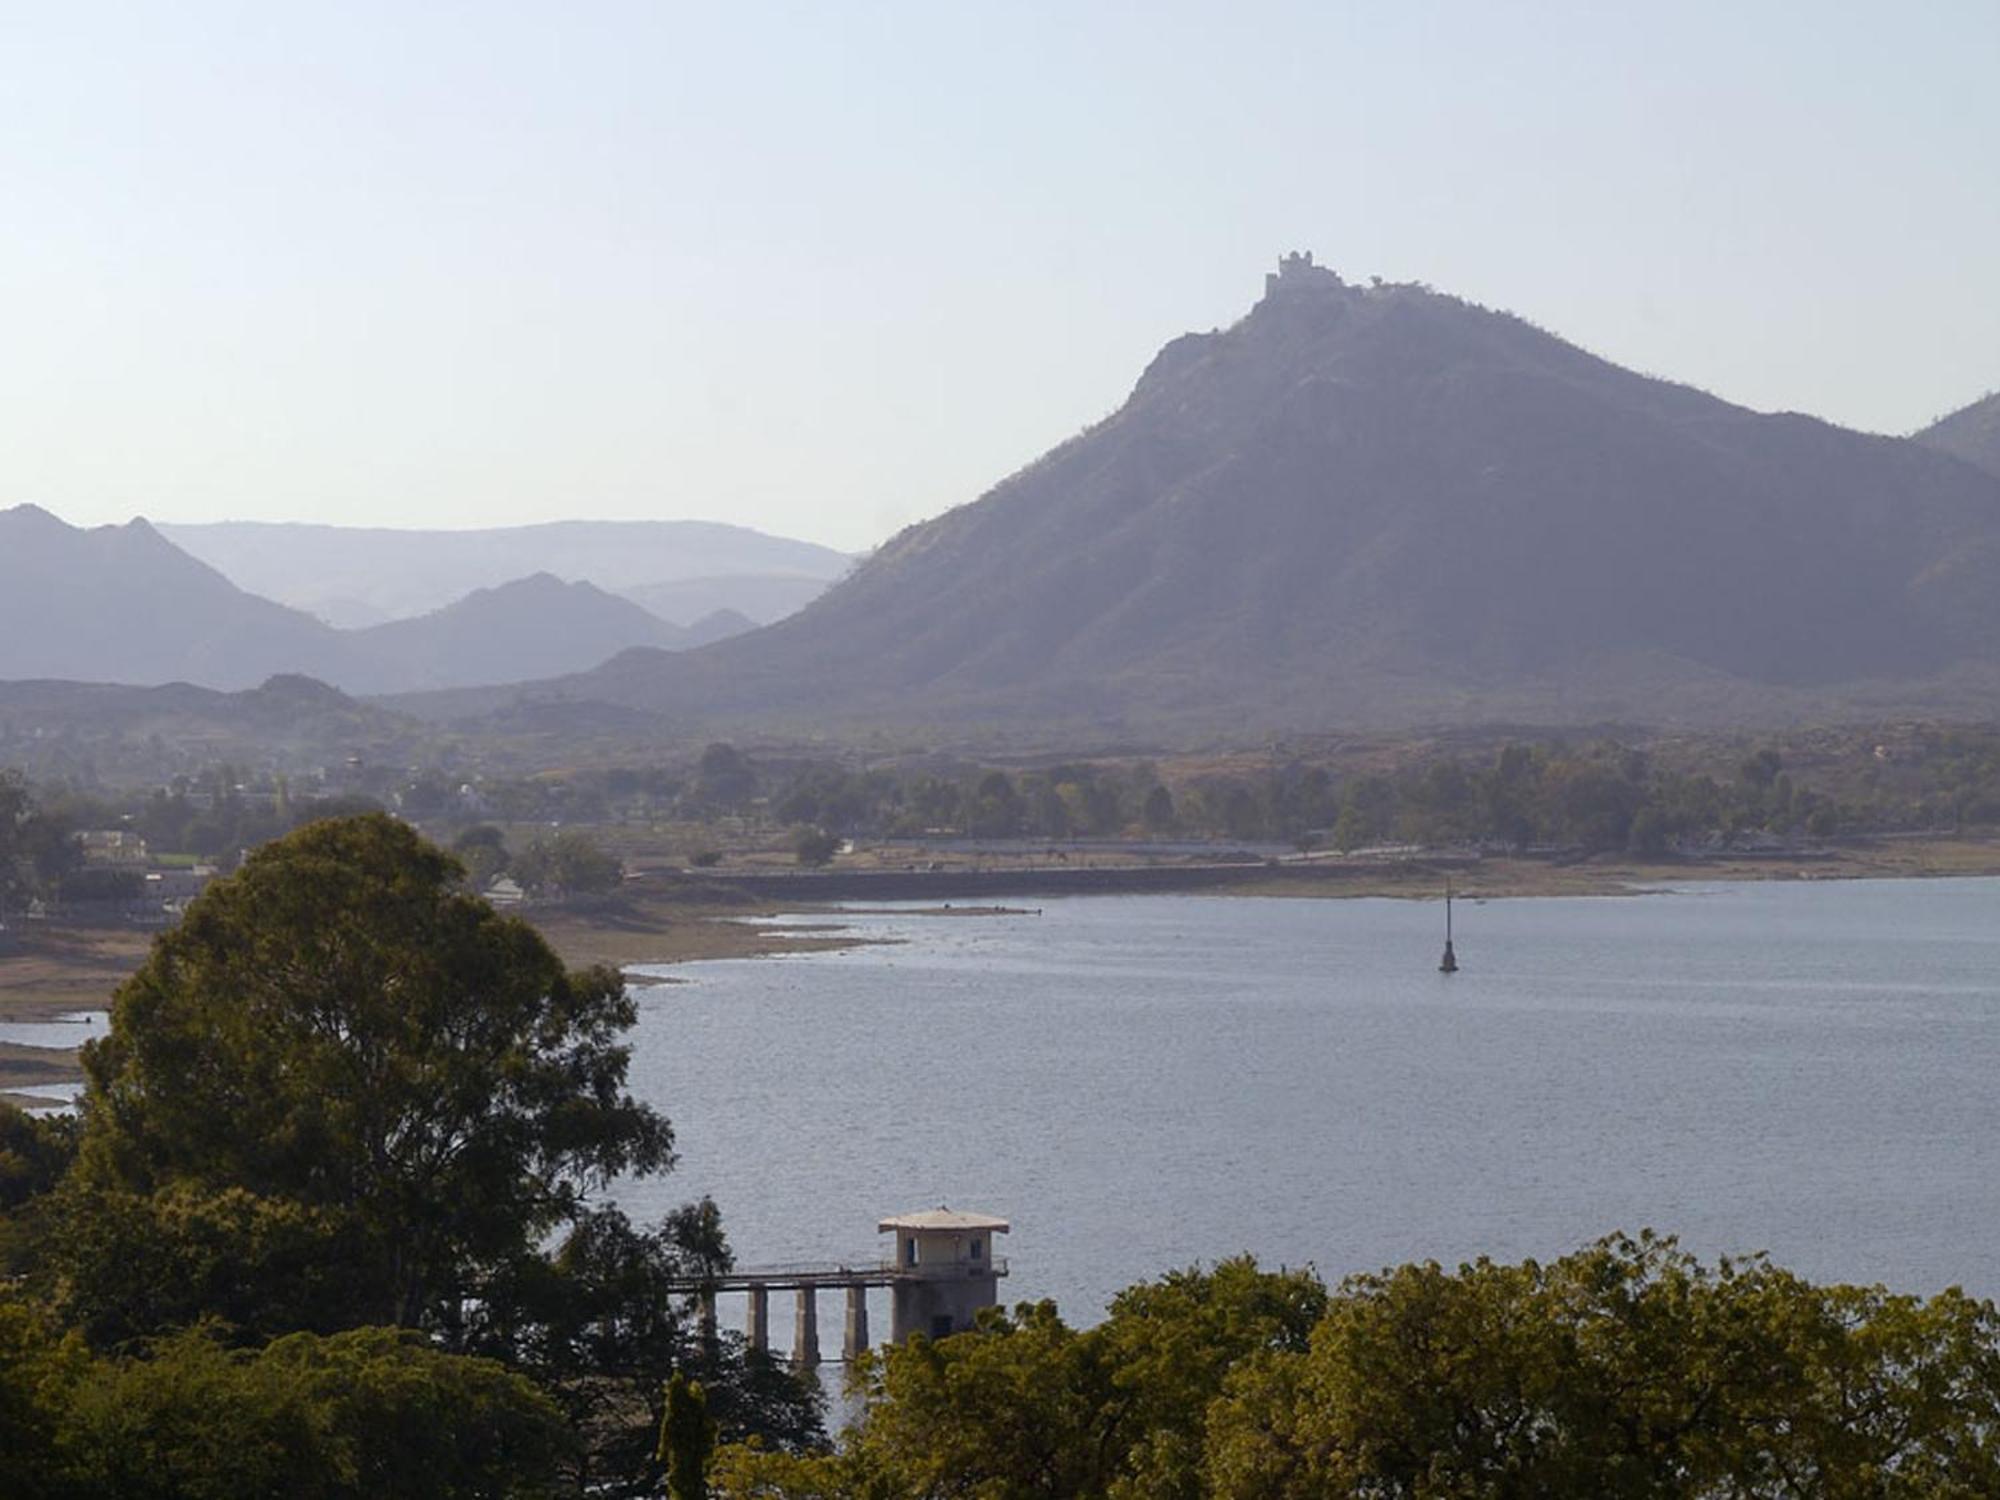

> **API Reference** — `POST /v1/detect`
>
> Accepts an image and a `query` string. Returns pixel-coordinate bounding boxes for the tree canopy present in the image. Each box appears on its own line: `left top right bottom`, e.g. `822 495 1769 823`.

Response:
64 813 671 1336
512 829 623 898
1 812 821 1494
714 1235 2000 1499
0 1311 572 1500
0 770 77 911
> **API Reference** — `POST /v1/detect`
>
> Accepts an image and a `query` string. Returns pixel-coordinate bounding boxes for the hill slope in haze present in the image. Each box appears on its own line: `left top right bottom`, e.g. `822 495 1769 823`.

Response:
616 574 834 628
1917 392 2000 481
443 260 2000 735
0 674 426 780
0 507 759 693
0 505 345 689
160 518 852 626
341 573 694 692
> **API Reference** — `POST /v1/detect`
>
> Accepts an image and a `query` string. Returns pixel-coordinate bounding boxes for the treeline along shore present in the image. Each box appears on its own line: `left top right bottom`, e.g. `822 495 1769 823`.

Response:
671 852 1474 902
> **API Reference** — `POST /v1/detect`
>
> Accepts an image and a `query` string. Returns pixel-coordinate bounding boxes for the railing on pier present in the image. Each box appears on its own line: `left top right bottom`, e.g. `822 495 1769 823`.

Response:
664 1257 1007 1292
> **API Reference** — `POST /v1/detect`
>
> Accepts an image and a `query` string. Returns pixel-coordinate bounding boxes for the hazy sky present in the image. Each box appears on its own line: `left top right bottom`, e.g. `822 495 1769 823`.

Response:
4 1 1996 551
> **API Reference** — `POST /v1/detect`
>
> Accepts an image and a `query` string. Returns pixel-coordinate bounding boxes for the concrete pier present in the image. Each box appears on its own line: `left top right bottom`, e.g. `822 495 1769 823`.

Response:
844 1284 869 1360
793 1287 820 1370
662 1207 1010 1362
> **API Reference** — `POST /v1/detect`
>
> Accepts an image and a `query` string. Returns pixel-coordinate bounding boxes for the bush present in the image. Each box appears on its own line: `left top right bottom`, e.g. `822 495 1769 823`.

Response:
792 828 840 867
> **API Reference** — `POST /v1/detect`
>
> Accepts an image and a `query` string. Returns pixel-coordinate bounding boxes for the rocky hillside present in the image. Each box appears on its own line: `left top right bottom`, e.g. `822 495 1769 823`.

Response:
442 260 2000 735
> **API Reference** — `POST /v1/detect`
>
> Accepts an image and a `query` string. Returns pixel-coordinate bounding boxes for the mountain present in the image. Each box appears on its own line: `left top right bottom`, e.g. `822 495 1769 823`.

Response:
0 507 757 694
0 680 418 776
0 505 346 689
616 574 836 627
1916 392 2000 481
414 257 2000 736
0 675 428 782
340 573 696 693
159 518 852 625
680 608 759 647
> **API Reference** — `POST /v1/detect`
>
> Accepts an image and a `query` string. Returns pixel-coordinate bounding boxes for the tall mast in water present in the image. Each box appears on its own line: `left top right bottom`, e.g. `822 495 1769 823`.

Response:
1439 878 1459 974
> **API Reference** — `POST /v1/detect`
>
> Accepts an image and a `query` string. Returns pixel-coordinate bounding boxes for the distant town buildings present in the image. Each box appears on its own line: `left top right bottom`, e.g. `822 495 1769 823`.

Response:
78 830 149 866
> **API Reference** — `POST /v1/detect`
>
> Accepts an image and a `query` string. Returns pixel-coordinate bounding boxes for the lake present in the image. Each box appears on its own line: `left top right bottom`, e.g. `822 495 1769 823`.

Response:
12 877 1996 1352
616 877 2000 1352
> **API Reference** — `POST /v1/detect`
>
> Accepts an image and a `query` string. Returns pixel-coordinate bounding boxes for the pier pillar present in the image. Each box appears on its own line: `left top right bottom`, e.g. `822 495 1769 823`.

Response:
793 1287 820 1370
844 1284 869 1360
698 1289 717 1346
745 1285 769 1355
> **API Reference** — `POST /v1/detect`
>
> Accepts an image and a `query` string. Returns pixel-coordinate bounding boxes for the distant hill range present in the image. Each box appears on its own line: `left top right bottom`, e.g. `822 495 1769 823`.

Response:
0 506 772 693
616 576 832 633
158 518 852 627
1917 392 2000 481
0 674 425 781
339 573 755 692
0 506 339 690
406 254 2000 736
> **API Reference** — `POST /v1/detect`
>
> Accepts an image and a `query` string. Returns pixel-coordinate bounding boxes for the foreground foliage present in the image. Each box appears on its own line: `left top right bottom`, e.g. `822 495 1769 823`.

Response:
62 813 672 1338
0 1309 569 1499
714 1235 2000 1499
0 815 820 1495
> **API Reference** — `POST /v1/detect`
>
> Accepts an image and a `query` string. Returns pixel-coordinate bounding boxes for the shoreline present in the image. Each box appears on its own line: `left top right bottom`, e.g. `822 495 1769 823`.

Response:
636 836 2000 907
6 841 1999 1098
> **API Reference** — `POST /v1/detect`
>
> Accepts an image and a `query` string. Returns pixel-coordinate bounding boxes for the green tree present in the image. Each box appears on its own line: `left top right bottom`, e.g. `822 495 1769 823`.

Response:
1626 805 1667 855
791 827 840 867
53 1324 572 1499
0 1296 79 1500
513 830 623 898
450 823 510 886
1 770 34 907
660 1371 718 1500
714 1261 1325 1500
840 1300 1119 1498
967 771 1023 838
1739 747 1784 791
1094 1259 1327 1500
62 813 673 1338
0 770 75 909
465 1201 822 1495
692 744 758 814
716 1238 2000 1499
0 1102 74 1216
1204 1232 2000 1498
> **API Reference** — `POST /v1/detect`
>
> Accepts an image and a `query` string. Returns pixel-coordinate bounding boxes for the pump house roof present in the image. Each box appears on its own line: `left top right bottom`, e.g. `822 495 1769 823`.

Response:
877 1207 1011 1234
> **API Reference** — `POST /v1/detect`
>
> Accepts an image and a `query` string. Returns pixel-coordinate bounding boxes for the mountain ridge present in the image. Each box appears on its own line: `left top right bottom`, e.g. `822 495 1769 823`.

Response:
159 516 853 626
0 507 764 693
1917 391 2000 481
396 262 2000 735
